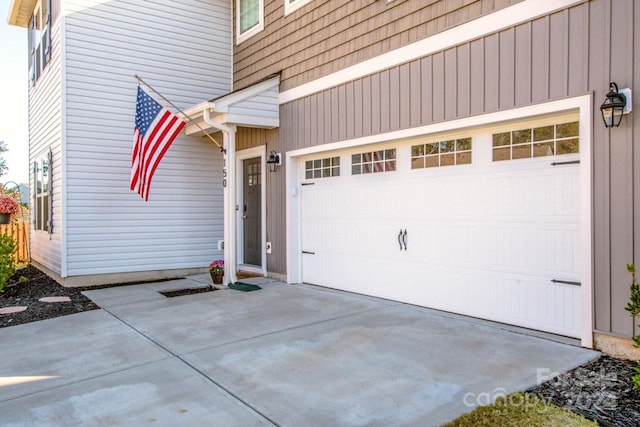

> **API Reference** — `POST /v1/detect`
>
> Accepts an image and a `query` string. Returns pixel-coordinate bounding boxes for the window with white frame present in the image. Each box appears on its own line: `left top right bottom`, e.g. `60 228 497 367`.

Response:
33 151 52 233
492 121 579 161
305 157 340 179
237 0 264 43
352 149 396 175
411 138 472 169
28 0 52 86
284 0 312 15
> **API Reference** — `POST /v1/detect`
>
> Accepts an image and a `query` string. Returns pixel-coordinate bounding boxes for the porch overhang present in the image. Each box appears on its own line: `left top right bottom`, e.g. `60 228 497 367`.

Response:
7 0 37 27
183 73 281 136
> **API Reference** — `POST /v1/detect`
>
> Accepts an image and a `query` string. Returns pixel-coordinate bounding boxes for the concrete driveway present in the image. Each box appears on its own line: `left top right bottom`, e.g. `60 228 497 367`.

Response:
0 276 598 426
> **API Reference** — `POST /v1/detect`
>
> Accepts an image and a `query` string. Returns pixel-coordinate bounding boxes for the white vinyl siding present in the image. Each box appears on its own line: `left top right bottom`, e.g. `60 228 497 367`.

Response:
29 9 62 274
62 0 231 276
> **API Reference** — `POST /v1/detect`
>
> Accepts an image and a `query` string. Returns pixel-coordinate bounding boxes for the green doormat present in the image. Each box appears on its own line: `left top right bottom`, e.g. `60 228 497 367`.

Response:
228 282 262 292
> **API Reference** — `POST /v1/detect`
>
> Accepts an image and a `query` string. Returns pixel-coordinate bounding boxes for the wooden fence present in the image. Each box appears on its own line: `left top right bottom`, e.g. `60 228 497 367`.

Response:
0 221 30 265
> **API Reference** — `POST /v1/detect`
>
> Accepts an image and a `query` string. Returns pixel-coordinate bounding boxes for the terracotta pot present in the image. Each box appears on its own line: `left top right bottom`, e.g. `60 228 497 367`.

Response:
210 271 223 284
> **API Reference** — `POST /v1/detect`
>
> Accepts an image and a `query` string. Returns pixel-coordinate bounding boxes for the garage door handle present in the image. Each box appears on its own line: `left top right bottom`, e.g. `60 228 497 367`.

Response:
551 279 581 286
302 251 315 255
402 229 407 250
398 230 404 250
551 160 580 166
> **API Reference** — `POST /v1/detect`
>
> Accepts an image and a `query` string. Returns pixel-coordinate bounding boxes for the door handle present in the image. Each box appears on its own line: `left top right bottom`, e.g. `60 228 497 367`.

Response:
402 229 407 250
242 215 248 220
398 230 403 250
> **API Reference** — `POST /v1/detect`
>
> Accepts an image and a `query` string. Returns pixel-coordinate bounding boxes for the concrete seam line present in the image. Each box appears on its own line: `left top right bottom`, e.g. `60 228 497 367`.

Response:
0 359 174 404
182 305 392 356
100 307 279 426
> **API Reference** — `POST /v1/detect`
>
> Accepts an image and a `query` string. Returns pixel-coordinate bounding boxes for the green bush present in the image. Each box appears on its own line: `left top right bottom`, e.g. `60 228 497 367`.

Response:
625 264 640 388
0 234 17 292
443 392 597 427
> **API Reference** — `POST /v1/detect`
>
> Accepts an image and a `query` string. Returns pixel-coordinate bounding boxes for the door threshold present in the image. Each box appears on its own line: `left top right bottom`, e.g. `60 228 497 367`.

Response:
237 264 265 277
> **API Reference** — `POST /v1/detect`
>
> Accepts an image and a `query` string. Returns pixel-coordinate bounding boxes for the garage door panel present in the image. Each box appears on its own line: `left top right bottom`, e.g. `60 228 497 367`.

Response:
300 128 582 338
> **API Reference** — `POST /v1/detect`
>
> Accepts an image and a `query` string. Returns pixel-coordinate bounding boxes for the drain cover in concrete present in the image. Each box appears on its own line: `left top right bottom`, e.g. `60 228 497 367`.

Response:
39 296 72 303
0 306 28 314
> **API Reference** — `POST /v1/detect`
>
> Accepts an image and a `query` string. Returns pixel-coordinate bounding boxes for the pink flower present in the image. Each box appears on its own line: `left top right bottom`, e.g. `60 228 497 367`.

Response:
209 259 224 274
0 194 19 214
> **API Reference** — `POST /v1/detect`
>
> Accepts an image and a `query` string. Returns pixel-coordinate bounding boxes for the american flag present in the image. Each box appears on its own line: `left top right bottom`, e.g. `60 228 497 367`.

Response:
130 86 186 201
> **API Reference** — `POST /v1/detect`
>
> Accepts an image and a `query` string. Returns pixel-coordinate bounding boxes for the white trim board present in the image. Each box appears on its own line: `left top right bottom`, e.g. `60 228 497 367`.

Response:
285 94 593 348
278 0 585 105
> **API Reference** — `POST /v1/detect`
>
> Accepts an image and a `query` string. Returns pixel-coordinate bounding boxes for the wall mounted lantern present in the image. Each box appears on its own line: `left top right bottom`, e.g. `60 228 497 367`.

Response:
600 82 632 128
266 150 282 172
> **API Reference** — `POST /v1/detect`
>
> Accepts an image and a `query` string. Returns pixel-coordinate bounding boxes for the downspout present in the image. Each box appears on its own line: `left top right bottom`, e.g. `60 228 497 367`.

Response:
203 107 238 285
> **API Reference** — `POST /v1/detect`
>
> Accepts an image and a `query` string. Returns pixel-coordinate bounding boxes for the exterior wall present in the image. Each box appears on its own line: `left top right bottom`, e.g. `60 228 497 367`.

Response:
238 0 640 339
62 0 231 278
29 4 63 274
233 0 523 91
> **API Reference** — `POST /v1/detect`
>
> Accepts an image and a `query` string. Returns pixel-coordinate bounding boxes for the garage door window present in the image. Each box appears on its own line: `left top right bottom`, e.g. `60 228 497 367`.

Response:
352 149 396 174
493 121 579 161
305 157 340 179
411 138 472 169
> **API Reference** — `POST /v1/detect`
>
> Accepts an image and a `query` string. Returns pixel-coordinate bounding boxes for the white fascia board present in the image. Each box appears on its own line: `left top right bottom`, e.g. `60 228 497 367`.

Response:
182 101 208 119
224 113 279 128
279 0 585 104
185 112 279 133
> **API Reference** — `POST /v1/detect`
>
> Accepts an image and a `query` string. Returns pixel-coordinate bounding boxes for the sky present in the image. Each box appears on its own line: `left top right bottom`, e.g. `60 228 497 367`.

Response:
0 1 29 186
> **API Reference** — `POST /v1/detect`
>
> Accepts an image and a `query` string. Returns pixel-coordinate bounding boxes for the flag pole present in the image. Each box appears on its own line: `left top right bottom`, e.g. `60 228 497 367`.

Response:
134 74 226 153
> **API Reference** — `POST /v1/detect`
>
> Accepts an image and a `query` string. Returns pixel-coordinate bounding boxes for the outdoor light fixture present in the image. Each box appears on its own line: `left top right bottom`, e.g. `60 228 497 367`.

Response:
266 150 282 172
600 82 632 128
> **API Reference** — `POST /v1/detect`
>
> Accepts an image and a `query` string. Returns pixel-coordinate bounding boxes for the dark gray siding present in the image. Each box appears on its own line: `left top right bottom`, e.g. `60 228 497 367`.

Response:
239 0 639 338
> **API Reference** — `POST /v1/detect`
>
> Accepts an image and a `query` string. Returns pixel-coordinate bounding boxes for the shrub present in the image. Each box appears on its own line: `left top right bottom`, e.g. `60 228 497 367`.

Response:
0 234 17 292
625 263 640 388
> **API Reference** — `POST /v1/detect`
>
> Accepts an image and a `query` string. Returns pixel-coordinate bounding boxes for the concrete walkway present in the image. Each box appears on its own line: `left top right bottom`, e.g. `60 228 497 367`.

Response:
0 276 598 426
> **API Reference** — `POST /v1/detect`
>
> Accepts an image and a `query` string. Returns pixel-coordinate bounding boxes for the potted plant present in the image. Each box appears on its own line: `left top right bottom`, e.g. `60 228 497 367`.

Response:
0 194 19 225
209 259 224 284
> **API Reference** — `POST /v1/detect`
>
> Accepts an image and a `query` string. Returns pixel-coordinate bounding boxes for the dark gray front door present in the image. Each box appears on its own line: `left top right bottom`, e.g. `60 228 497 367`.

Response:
242 157 261 266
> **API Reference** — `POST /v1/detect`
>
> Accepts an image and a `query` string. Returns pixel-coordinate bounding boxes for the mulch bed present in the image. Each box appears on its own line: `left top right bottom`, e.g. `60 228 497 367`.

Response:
0 265 99 328
528 356 640 426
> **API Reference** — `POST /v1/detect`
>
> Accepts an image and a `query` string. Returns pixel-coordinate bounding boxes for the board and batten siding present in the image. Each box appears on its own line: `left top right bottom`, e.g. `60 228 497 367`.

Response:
29 7 63 274
238 0 640 338
233 0 523 91
63 0 231 277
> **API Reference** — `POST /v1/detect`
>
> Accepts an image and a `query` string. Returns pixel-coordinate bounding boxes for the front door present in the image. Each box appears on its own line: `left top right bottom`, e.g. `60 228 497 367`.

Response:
242 157 262 266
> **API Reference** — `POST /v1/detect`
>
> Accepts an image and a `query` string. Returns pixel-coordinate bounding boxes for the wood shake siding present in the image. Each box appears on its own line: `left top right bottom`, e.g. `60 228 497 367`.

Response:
238 0 640 338
233 0 523 90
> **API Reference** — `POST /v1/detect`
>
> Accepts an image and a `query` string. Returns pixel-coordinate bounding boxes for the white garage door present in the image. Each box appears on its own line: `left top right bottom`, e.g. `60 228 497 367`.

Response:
300 119 582 338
